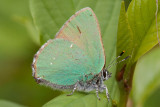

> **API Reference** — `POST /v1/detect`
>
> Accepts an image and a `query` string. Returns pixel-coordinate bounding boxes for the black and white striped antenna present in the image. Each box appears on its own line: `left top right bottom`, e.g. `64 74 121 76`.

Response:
107 51 130 69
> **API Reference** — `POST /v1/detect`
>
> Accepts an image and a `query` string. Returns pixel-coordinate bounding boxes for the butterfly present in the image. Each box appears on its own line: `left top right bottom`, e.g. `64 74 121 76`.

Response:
32 7 113 101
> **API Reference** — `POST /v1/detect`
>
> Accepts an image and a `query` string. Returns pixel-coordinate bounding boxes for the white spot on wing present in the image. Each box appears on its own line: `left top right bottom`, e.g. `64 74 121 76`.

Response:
70 44 73 48
50 62 53 65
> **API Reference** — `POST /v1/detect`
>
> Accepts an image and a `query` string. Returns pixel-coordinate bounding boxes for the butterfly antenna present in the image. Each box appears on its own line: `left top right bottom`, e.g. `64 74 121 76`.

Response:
106 51 125 69
107 55 130 69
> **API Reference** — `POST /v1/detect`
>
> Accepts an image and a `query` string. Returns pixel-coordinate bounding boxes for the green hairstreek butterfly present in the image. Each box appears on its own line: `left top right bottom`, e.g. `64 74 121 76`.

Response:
32 7 113 101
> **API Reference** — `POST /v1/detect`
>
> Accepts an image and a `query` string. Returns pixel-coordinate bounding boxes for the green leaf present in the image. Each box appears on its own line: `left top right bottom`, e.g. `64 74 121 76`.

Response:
117 1 133 69
131 47 160 106
117 0 160 106
117 0 160 78
127 0 160 62
43 93 108 107
30 0 122 106
124 0 132 11
0 100 25 107
116 2 134 106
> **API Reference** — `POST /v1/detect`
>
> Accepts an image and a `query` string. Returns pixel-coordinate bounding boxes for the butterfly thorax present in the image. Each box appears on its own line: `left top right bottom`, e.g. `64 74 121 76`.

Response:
76 70 103 92
76 76 102 92
76 69 111 92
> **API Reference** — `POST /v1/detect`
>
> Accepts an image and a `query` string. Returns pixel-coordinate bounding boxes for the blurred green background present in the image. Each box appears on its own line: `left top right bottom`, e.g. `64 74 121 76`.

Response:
0 0 160 107
0 0 61 106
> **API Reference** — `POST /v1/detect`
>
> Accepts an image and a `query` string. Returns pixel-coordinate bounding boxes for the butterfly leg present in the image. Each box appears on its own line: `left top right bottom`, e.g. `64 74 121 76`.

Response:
103 85 109 101
95 85 100 100
67 82 78 96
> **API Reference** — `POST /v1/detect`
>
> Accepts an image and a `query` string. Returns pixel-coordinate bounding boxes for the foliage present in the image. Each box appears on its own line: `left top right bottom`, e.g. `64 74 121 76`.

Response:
0 0 160 107
117 0 160 106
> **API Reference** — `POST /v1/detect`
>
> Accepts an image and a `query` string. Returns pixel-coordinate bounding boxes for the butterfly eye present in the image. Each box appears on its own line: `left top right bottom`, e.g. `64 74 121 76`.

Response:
103 70 106 78
102 69 111 80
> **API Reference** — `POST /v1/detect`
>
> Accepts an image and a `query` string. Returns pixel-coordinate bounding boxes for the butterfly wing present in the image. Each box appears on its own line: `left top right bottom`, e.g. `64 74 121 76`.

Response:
56 7 105 76
32 7 105 88
33 39 96 86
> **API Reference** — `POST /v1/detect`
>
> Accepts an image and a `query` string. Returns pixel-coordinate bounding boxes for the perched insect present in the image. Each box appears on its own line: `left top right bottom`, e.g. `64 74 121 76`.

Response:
32 7 128 101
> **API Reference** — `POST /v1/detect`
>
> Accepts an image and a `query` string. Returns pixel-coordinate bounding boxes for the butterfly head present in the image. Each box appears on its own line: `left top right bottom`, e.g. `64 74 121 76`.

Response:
102 69 112 81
